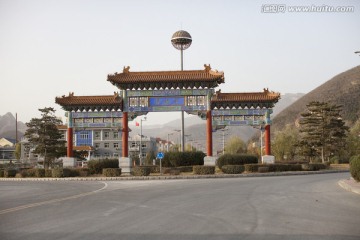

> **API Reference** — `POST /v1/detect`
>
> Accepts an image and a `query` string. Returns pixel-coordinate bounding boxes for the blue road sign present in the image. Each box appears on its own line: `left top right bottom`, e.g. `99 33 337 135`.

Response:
157 152 164 159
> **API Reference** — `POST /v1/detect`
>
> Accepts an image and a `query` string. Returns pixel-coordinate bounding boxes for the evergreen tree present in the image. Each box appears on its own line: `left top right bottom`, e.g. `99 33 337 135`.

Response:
298 101 348 163
24 107 66 168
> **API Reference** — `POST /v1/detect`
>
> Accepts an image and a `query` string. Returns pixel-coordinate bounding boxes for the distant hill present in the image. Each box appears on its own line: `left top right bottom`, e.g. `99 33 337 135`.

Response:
272 65 360 131
0 113 27 140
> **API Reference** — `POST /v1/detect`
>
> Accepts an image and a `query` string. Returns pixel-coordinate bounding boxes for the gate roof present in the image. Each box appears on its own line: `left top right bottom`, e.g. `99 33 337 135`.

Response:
107 64 224 90
55 92 122 112
211 89 280 109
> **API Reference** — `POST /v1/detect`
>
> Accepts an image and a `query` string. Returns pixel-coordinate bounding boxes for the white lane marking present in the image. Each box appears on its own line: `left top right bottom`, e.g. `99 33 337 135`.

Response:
0 182 108 215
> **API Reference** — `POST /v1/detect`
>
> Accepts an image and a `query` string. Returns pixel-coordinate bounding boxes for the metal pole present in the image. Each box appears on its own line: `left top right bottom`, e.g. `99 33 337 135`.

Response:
140 118 142 165
180 46 185 152
222 130 225 155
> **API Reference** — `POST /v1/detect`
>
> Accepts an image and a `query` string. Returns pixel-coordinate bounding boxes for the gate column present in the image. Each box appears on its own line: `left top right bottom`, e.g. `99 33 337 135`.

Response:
122 112 128 157
67 111 73 158
206 110 213 156
264 124 271 155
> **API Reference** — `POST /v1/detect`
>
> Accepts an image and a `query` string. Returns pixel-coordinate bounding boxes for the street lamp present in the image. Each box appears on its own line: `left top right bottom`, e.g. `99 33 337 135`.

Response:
167 133 174 152
174 129 181 151
219 127 228 155
171 30 192 153
139 116 147 165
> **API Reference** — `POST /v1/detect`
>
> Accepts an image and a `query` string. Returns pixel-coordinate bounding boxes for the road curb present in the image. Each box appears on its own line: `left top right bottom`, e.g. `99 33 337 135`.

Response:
338 178 360 195
0 169 349 182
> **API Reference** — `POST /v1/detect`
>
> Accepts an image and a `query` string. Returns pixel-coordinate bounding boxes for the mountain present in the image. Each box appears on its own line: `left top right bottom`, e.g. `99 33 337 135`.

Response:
272 65 360 132
0 112 27 140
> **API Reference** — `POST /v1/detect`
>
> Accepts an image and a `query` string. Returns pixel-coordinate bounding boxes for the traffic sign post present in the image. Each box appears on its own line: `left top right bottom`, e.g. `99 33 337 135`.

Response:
157 152 164 175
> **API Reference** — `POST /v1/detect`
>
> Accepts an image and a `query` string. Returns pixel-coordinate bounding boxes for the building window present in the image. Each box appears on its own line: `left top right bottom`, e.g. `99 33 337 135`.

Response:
141 143 147 148
94 131 101 140
104 143 109 148
131 142 137 147
113 131 119 139
104 131 110 139
80 132 89 139
113 153 119 157
113 143 119 149
95 143 100 149
104 153 110 158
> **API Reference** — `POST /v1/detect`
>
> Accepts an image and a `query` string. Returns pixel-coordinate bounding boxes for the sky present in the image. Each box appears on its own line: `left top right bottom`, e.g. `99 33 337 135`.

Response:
1 0 359 127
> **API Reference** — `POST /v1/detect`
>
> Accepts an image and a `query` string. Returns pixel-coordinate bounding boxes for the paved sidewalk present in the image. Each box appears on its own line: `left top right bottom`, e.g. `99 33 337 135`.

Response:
338 177 360 195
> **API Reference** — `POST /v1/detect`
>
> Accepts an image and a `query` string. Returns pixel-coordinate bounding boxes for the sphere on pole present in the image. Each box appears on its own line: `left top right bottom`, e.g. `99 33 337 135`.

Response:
171 30 192 50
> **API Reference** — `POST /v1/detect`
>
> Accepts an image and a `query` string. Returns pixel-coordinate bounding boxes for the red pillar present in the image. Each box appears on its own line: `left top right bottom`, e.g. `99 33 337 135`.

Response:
206 110 213 156
67 127 73 157
264 124 271 155
122 112 128 157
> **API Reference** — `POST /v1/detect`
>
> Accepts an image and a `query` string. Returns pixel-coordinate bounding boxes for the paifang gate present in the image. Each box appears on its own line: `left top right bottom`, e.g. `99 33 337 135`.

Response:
56 64 280 173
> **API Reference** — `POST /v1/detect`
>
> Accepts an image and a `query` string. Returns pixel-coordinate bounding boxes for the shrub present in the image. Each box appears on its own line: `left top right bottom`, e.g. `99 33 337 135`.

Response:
78 168 89 177
52 168 63 178
132 166 151 176
88 159 119 174
35 169 45 178
244 164 259 173
267 164 302 172
221 165 245 174
142 165 160 173
193 165 215 175
258 166 269 173
4 169 17 178
103 168 121 177
0 169 4 177
162 151 205 167
301 163 327 171
350 155 360 182
45 169 52 177
217 154 258 169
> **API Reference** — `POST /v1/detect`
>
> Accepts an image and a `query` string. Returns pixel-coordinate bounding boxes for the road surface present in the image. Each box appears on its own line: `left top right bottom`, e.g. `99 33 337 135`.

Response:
0 172 359 240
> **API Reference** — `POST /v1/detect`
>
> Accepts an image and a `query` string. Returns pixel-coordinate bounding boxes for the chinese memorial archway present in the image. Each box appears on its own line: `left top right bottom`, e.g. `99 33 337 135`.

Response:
56 64 280 173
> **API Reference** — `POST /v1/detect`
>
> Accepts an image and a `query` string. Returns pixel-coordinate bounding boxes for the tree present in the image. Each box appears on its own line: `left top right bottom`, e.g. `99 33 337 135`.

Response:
272 125 300 161
345 119 360 159
225 136 247 154
24 107 66 168
298 101 349 163
145 150 156 165
14 143 21 160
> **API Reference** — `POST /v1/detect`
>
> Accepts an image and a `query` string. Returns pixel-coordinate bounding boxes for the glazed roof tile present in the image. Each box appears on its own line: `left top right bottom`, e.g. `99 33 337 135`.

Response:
55 92 122 111
107 65 224 89
211 89 280 103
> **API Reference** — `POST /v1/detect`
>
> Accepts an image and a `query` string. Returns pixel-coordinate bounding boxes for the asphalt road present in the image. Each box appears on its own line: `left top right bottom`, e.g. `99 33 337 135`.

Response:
0 172 359 240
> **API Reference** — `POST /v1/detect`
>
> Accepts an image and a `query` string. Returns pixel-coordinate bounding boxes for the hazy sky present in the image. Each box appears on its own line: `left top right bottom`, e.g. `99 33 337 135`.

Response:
1 0 359 126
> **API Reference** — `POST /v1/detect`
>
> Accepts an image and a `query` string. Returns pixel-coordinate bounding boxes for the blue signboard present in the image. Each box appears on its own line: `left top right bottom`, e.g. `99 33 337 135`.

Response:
157 152 164 159
149 97 184 107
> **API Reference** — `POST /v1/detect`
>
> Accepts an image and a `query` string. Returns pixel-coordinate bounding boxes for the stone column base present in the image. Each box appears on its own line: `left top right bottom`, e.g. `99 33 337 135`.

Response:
204 156 218 166
262 155 275 164
119 157 132 175
62 157 76 167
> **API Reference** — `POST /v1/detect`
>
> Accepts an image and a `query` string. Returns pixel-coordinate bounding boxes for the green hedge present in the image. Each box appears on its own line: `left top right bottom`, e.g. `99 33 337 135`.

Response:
301 163 327 171
132 166 151 176
162 151 205 167
245 164 303 173
4 169 17 178
244 164 259 173
88 159 119 174
350 155 360 182
217 154 258 169
103 168 121 177
221 165 245 174
193 166 215 175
